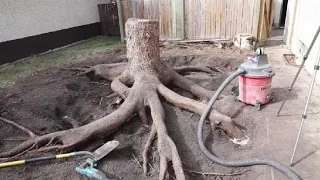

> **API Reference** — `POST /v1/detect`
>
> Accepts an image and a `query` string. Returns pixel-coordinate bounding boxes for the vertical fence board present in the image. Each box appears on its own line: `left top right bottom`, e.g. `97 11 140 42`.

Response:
220 0 226 38
247 0 255 34
243 0 248 33
207 0 213 37
171 0 177 38
247 0 253 33
229 0 233 36
242 0 250 34
196 0 201 38
215 0 219 38
159 0 167 37
231 0 235 36
230 0 234 38
167 0 172 37
234 0 240 35
132 0 137 17
176 0 184 39
206 0 216 37
153 0 159 19
237 0 242 34
226 0 231 38
143 0 150 19
240 0 245 34
190 0 196 38
200 0 205 38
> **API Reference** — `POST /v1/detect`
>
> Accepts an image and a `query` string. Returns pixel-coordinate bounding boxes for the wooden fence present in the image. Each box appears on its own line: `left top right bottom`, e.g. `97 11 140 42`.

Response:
119 0 184 40
118 0 272 42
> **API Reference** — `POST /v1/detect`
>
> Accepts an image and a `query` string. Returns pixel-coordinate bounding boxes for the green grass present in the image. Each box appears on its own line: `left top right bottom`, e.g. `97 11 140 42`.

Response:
0 36 123 88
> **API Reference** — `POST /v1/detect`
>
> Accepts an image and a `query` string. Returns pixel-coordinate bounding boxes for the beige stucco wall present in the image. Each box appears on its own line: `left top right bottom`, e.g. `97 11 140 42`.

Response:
284 0 320 84
0 0 110 43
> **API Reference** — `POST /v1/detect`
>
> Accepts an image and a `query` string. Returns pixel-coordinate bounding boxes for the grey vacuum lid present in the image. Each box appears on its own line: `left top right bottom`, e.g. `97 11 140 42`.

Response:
238 53 275 77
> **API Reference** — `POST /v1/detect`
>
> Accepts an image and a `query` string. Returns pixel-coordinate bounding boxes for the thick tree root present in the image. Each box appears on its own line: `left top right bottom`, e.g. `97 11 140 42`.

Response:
0 91 138 158
62 62 127 81
64 62 223 102
148 93 185 180
70 63 222 102
157 84 244 139
171 71 215 101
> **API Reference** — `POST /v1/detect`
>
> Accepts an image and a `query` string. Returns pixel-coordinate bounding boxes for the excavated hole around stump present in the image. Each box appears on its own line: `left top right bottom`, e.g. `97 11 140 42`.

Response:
0 49 259 180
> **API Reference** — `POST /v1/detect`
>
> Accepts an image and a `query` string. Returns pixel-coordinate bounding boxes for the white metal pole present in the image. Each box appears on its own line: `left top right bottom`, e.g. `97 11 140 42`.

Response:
290 47 320 166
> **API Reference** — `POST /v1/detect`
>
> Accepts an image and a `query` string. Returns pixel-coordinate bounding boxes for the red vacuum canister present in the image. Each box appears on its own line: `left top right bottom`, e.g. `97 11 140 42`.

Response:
236 49 275 110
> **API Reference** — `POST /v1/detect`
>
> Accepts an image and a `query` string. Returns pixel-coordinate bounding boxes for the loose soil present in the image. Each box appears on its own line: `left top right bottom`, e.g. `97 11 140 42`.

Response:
0 43 259 180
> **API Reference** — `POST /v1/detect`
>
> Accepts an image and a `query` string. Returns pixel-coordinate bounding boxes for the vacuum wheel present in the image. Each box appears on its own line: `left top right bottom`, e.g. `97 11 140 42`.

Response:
231 85 239 102
271 92 276 102
254 100 261 111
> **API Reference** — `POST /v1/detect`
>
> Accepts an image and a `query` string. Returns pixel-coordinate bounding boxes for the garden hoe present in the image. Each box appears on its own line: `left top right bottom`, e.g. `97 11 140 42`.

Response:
76 140 119 180
0 140 119 180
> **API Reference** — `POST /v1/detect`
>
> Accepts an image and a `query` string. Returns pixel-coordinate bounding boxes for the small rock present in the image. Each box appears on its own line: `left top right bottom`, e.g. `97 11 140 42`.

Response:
217 43 224 49
115 97 123 104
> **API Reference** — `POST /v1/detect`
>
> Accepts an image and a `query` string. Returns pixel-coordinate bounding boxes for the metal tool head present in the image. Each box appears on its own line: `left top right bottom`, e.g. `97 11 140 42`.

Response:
93 140 119 161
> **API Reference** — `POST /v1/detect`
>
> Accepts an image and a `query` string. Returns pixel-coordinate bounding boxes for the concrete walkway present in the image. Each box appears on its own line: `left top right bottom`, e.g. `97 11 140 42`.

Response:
257 32 320 179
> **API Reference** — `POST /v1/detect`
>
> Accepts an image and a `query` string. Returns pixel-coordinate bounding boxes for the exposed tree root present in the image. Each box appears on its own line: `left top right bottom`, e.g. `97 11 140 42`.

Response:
1 19 245 180
0 117 37 138
0 92 138 158
143 124 157 175
157 84 244 139
149 93 185 180
62 62 126 81
171 71 217 101
174 65 223 75
8 143 37 161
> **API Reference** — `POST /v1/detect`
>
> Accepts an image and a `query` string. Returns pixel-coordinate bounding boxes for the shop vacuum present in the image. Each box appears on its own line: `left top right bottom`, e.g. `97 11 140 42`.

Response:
198 48 300 180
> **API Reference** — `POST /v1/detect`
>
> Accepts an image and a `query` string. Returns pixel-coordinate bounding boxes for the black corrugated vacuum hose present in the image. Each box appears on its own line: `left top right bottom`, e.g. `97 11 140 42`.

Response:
197 70 300 180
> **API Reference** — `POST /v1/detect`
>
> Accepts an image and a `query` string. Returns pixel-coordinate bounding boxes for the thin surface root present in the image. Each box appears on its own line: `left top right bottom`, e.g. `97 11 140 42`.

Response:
0 117 37 138
143 124 157 175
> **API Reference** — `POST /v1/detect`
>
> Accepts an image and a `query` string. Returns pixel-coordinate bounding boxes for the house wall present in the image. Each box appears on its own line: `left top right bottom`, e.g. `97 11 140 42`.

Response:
284 0 320 84
0 0 110 64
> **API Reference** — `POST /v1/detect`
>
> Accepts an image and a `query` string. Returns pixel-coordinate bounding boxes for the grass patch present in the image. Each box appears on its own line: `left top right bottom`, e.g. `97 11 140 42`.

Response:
0 36 123 88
